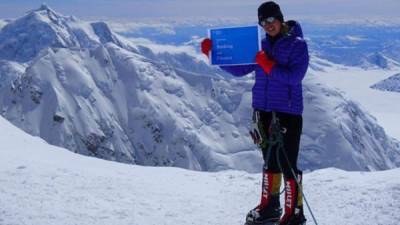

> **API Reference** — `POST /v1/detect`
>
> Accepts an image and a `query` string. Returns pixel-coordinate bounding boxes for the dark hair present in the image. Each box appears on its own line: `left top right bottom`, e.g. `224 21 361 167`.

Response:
258 1 284 23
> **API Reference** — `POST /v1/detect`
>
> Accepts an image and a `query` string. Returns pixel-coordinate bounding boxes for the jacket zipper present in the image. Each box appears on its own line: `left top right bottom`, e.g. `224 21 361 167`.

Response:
265 76 269 110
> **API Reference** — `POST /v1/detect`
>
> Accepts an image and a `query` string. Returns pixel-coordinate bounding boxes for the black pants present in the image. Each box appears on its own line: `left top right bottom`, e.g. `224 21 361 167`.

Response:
257 110 303 179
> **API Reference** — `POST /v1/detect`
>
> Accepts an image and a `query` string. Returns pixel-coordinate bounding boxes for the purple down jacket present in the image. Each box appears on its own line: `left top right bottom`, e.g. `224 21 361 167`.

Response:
220 20 309 115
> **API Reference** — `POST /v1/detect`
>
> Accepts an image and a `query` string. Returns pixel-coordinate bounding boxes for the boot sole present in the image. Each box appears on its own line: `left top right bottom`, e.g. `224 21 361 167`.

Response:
244 219 279 225
244 222 278 225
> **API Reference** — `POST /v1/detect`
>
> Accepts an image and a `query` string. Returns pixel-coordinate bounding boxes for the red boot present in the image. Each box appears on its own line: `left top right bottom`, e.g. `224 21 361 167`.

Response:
279 173 306 225
245 170 282 225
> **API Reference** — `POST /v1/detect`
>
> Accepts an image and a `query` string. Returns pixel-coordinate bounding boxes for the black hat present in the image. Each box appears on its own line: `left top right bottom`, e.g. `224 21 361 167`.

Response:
258 1 284 23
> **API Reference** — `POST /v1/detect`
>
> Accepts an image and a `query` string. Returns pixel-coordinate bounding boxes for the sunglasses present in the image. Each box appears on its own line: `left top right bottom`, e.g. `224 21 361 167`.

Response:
259 17 276 26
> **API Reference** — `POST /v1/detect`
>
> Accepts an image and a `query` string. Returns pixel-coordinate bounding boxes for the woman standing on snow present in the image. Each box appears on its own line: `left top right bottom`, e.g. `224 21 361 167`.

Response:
201 2 309 225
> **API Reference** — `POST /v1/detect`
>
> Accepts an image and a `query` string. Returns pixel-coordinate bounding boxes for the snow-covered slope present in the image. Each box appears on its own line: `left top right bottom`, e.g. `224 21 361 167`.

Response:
370 73 400 93
0 6 399 172
0 19 7 30
1 116 400 225
313 60 400 142
362 52 400 69
0 5 256 171
301 74 400 170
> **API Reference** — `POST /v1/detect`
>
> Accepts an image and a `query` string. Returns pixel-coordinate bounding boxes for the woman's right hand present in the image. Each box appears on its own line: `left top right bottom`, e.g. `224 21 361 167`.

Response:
255 51 276 74
200 38 212 57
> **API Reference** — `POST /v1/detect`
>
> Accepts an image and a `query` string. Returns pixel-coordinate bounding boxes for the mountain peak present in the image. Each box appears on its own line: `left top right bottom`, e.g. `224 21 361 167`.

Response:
28 3 67 23
0 5 76 62
38 3 52 11
0 5 125 62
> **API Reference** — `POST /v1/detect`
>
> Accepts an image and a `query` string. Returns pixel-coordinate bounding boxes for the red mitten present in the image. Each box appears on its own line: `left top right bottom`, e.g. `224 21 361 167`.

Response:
255 51 276 74
201 38 212 57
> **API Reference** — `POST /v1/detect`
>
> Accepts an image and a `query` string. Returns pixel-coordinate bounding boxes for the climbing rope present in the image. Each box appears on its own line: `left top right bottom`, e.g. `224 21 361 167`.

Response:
262 111 320 225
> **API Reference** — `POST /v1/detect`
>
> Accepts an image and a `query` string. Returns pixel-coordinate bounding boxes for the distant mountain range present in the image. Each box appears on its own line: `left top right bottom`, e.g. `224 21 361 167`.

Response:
110 21 400 69
0 5 399 172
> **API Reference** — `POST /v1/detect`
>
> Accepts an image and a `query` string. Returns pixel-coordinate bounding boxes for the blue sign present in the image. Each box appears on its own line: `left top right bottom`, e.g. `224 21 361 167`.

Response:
209 25 261 65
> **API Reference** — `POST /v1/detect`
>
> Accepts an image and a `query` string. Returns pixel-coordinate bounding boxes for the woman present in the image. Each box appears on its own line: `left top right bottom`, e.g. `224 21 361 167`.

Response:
201 2 309 225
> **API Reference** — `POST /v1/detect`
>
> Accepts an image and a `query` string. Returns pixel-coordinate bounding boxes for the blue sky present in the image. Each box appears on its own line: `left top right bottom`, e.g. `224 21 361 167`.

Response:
0 0 399 21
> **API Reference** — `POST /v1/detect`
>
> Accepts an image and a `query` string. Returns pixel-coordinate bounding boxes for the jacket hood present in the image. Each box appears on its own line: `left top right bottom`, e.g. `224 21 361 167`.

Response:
285 20 304 38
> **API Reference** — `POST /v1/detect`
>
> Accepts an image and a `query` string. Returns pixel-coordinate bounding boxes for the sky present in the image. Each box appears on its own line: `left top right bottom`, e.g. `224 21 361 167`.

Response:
0 0 399 22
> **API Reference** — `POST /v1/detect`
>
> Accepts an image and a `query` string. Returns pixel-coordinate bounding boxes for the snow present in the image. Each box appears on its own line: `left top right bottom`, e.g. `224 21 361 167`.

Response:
129 36 204 61
1 115 400 225
371 73 400 93
0 19 7 29
300 77 400 171
0 5 128 62
312 63 400 141
344 35 366 42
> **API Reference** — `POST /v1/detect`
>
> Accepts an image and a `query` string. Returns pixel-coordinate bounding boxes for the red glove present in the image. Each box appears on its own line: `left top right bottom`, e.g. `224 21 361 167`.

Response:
201 38 212 57
255 51 276 74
